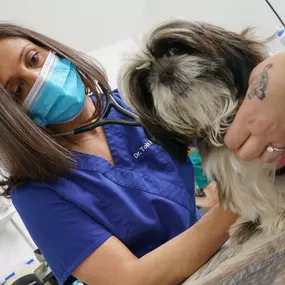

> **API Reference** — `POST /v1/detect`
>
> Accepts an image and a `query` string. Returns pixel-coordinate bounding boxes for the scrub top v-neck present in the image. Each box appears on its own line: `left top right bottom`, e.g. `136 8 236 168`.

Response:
12 90 200 285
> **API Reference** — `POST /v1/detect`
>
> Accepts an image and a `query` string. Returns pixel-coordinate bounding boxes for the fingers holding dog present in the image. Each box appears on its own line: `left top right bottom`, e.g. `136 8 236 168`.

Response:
225 52 285 162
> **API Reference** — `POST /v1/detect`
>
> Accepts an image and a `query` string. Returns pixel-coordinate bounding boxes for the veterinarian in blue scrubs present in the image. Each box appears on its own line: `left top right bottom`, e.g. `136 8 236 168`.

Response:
0 24 238 285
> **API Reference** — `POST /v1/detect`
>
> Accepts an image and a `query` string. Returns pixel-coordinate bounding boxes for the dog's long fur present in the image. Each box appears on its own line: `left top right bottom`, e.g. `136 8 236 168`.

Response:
118 20 285 243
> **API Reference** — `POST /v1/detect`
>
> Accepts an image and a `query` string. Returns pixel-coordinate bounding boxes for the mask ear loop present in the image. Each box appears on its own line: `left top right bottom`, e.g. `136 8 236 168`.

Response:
23 52 57 111
53 83 141 137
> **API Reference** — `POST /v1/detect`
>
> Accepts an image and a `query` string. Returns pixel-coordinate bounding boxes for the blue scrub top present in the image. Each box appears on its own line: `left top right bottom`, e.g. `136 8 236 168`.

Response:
11 90 200 285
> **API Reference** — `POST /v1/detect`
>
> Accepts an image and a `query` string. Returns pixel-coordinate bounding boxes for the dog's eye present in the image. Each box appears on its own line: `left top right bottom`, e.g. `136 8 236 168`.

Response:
169 47 180 56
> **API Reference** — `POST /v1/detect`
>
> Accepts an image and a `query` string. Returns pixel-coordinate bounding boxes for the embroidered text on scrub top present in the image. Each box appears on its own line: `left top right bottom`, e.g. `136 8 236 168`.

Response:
133 139 153 159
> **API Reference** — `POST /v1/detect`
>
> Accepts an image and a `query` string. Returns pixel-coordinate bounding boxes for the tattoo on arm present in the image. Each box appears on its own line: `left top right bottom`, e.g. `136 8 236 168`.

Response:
248 63 273 100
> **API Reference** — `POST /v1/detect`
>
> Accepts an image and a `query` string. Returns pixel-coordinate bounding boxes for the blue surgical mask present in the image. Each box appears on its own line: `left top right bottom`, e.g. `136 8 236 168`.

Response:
23 52 86 127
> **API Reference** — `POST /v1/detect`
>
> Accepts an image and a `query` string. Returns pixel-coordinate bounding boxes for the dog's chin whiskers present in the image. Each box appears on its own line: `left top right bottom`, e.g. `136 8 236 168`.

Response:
208 96 239 147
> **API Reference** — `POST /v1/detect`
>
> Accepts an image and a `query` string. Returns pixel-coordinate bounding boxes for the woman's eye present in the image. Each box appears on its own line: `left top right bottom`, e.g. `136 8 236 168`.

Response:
14 84 23 97
29 53 39 67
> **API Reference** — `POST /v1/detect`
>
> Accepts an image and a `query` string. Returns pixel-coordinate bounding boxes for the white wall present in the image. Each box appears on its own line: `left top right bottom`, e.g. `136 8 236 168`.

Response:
1 0 285 282
0 0 147 52
1 0 284 52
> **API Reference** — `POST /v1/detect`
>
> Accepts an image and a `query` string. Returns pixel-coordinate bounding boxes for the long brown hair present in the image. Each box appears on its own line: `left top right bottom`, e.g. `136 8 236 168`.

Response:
0 23 110 197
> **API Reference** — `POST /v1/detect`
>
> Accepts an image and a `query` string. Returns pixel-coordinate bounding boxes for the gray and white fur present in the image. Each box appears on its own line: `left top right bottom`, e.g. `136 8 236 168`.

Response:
118 20 285 243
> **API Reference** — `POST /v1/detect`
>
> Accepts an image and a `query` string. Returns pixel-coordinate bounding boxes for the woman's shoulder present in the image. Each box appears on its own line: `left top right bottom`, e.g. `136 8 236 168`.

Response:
12 180 53 199
11 178 112 285
11 180 61 213
10 166 116 214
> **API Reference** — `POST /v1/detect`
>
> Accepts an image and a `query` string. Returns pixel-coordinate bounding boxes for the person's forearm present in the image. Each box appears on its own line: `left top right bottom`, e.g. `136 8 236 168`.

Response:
128 205 238 285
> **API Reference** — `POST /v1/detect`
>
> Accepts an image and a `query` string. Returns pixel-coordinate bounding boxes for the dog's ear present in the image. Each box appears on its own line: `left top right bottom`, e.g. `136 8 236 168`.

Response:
158 139 188 164
143 123 188 163
120 63 188 163
218 27 266 99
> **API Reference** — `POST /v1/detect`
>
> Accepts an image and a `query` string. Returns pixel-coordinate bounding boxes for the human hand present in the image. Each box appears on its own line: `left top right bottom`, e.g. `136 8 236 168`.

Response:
195 182 219 209
224 52 285 163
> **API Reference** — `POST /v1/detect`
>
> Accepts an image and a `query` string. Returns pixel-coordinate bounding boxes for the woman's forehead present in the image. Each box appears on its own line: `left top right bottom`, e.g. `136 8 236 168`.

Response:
0 38 31 66
0 37 32 55
0 38 32 84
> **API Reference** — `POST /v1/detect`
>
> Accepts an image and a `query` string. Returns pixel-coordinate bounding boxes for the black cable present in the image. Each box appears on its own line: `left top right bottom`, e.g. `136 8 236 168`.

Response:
265 0 285 28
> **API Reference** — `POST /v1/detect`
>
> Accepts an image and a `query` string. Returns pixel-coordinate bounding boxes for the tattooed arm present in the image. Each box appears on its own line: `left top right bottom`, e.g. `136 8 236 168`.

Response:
224 51 285 162
247 63 273 100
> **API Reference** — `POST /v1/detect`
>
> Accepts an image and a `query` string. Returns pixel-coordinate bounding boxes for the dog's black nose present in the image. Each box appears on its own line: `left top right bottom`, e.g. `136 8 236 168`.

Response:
159 67 174 84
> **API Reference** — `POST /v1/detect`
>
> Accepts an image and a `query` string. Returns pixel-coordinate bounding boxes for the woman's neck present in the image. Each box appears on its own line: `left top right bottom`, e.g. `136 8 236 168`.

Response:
49 96 114 164
49 96 99 143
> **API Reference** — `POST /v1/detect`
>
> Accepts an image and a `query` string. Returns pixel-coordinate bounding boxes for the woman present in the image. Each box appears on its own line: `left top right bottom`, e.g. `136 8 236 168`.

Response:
3 22 284 285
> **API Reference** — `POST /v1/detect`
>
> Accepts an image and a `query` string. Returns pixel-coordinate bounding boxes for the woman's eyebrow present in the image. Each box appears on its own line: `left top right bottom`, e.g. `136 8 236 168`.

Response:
19 43 33 63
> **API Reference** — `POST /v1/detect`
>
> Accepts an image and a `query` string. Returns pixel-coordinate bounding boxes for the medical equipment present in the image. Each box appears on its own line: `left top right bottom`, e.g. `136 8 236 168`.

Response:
23 52 86 127
276 27 285 46
54 84 140 137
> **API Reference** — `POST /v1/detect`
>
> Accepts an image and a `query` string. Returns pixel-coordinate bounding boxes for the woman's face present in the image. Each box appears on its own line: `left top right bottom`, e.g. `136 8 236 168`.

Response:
0 37 49 102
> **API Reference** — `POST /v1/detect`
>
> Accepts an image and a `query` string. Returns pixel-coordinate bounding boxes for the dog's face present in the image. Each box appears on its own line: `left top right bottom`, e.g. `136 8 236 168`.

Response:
119 21 266 162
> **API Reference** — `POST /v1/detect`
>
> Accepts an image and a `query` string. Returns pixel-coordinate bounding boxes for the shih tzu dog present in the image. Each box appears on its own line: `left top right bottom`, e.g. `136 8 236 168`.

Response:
118 20 285 244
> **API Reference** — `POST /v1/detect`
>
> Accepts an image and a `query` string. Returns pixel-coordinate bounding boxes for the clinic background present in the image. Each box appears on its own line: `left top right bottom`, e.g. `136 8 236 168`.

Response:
0 0 285 282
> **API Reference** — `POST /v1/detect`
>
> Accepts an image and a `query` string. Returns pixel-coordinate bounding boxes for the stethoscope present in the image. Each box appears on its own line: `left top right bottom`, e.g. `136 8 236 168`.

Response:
54 84 141 137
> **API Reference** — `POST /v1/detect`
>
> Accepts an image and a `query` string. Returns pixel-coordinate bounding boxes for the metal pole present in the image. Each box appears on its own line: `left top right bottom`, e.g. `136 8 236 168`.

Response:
265 0 285 28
